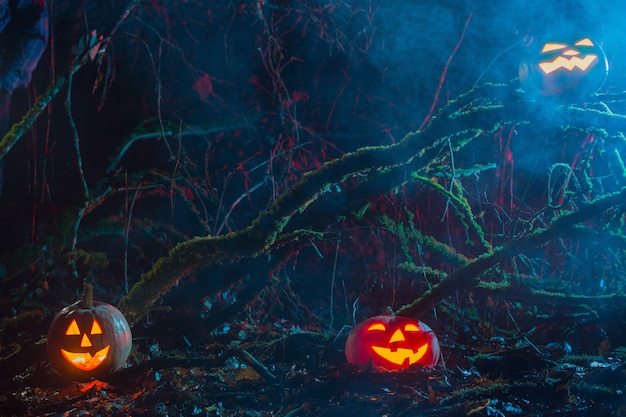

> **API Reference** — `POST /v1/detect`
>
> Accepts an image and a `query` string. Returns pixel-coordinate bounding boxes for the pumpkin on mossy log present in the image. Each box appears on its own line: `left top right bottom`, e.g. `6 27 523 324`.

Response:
345 315 440 370
47 285 132 380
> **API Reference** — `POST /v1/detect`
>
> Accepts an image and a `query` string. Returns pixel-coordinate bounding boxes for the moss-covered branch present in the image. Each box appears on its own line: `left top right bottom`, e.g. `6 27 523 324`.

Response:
116 92 510 324
116 83 626 325
116 137 425 324
395 187 626 318
0 76 66 160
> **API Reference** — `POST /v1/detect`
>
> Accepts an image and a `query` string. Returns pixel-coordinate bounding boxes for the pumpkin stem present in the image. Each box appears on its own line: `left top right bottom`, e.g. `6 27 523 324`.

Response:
83 282 94 309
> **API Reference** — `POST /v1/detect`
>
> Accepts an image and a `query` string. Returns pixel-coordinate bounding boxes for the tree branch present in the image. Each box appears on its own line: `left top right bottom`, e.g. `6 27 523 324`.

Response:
115 83 626 325
395 187 626 318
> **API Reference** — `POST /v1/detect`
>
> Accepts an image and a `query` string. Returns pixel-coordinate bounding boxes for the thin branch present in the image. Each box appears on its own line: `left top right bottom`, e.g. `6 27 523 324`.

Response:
65 66 90 200
106 114 261 174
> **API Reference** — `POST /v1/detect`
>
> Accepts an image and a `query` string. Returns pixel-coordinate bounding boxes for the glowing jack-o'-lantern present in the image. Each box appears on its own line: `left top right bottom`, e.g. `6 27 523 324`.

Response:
344 315 440 370
519 36 608 98
47 286 132 379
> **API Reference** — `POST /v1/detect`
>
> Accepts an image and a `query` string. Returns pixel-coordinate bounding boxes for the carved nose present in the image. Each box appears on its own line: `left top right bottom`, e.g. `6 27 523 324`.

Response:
80 334 93 348
389 329 405 343
563 49 579 56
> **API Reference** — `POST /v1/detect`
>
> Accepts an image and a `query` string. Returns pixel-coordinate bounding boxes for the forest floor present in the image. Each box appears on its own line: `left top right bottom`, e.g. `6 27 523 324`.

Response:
2 316 626 417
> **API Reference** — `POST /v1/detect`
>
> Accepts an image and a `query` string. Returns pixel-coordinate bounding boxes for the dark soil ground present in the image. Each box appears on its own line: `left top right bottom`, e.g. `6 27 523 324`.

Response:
2 308 626 417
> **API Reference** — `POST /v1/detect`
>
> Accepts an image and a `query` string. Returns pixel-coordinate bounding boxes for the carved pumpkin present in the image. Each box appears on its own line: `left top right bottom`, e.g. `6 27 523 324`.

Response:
519 36 608 97
345 315 440 370
47 287 132 379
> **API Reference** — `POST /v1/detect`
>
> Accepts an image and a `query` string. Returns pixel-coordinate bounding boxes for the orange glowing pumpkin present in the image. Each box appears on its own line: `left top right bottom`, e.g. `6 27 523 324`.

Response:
345 315 440 370
519 35 608 98
47 289 132 379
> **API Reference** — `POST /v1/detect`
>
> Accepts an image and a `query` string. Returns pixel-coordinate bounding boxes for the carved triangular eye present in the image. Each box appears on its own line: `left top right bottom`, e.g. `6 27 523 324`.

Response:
542 43 567 53
389 329 406 343
575 38 594 46
65 319 81 335
91 320 103 335
366 323 386 331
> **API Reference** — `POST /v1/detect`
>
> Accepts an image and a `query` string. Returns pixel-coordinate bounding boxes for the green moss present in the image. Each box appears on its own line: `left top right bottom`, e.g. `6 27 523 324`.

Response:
0 76 66 159
351 203 370 221
397 261 447 283
476 280 510 290
378 214 413 262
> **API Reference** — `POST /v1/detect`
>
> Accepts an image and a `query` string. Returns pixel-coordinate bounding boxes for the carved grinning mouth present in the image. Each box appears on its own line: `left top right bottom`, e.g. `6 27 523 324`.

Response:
371 343 429 366
61 345 110 371
539 55 598 74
